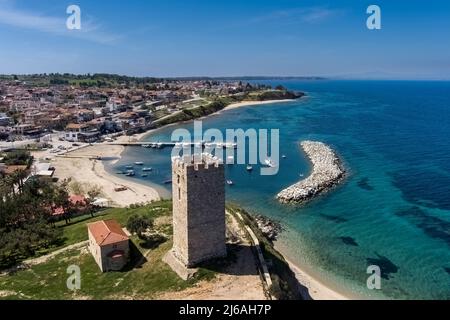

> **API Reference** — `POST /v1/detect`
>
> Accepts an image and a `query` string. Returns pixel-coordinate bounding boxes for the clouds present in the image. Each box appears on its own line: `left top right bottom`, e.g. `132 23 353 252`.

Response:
0 1 120 44
248 6 344 25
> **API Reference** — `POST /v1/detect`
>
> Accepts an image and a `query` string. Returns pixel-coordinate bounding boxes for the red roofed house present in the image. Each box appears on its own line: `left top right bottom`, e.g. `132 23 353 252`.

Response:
87 219 130 272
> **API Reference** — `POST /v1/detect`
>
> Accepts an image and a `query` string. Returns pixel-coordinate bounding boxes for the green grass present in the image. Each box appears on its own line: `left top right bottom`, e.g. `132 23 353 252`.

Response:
0 200 216 300
0 241 195 300
57 202 172 246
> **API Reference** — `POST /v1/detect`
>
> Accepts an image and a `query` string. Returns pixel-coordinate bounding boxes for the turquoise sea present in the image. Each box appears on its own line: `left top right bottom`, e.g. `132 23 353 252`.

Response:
107 80 450 299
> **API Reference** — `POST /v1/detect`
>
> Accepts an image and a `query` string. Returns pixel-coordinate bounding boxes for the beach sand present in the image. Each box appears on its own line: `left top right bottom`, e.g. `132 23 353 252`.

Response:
51 144 160 207
283 257 350 300
222 99 295 112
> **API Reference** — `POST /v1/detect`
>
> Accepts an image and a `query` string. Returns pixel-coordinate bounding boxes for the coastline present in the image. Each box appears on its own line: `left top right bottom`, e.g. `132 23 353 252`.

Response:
48 97 355 300
109 98 352 300
221 99 295 112
273 242 352 300
138 98 297 141
48 144 161 207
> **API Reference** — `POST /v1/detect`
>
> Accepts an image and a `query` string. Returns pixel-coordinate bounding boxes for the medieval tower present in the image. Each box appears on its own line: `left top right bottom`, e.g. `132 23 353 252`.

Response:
166 154 227 278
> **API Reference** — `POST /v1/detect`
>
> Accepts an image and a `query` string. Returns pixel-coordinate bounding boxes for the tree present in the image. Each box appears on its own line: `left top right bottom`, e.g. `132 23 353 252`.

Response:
53 183 72 224
86 185 103 217
126 215 153 240
0 176 64 268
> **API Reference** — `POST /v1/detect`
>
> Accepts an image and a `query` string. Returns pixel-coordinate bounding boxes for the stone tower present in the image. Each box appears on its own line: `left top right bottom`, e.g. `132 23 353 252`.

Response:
165 154 227 278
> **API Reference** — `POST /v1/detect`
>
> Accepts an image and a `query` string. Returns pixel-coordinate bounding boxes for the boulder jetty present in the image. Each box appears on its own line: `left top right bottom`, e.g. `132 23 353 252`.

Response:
277 141 345 204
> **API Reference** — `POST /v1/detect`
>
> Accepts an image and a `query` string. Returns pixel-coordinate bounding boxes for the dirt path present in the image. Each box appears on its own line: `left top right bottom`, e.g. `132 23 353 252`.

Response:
24 241 89 267
0 241 89 276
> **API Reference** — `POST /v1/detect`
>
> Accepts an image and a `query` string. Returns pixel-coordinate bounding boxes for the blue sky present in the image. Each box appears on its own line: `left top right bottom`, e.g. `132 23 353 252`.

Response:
0 0 449 79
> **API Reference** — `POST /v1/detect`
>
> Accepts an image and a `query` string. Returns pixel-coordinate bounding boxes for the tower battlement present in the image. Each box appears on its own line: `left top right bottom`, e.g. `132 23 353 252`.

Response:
172 153 222 171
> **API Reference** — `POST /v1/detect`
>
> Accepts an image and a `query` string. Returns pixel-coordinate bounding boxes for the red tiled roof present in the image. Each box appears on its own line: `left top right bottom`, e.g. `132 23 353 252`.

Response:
69 195 87 206
88 219 129 247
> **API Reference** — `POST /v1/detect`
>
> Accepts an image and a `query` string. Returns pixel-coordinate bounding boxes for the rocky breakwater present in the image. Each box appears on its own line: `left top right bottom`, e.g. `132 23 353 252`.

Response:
277 141 345 204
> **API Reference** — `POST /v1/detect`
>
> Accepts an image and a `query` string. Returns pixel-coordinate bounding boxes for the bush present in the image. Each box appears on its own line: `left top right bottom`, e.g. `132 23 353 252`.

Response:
126 215 153 239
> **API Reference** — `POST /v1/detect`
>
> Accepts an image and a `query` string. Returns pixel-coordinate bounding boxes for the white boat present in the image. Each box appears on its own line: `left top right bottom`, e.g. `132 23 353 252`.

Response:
225 142 237 149
141 174 148 178
126 170 135 177
142 167 153 172
246 165 253 172
157 143 163 149
227 156 234 164
135 162 144 165
264 159 275 167
226 180 234 186
282 155 287 159
142 144 150 148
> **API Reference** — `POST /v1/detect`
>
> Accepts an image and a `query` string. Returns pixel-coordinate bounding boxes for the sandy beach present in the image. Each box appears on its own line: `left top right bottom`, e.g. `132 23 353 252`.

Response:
48 144 160 207
283 257 350 300
222 99 295 112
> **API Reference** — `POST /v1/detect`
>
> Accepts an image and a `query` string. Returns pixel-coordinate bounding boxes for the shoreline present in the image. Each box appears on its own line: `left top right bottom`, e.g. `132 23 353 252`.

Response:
112 99 352 300
277 141 346 204
49 144 161 207
50 98 354 299
273 241 353 300
221 99 295 112
137 98 297 141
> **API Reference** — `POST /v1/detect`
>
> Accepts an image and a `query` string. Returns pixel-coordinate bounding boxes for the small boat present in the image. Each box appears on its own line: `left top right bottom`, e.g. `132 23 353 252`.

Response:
142 167 153 172
116 171 125 175
246 165 253 172
142 144 150 148
157 142 163 149
226 180 234 186
264 159 275 167
125 165 133 169
227 156 234 164
135 162 144 165
282 155 287 159
141 174 148 178
126 170 135 177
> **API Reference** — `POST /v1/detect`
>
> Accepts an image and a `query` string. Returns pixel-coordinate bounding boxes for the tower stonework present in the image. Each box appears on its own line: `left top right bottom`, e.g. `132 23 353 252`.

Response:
165 154 227 279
